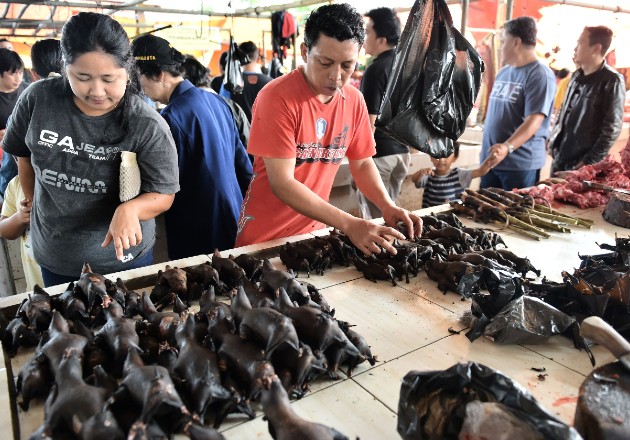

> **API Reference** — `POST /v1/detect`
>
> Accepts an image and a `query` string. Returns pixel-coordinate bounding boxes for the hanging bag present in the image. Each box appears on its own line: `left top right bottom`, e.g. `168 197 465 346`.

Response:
376 0 484 158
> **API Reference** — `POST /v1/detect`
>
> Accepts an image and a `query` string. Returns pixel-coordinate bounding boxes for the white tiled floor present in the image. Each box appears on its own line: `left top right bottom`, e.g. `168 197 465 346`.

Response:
2 205 621 439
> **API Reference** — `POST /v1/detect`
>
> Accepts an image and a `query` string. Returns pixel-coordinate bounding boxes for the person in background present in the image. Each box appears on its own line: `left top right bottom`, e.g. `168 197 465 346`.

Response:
233 41 273 122
553 68 571 115
210 51 227 94
3 12 180 287
549 26 625 174
0 39 62 291
0 38 13 51
355 7 409 220
412 142 494 208
0 39 62 201
132 35 252 260
182 54 212 90
0 159 43 290
480 17 556 190
182 54 250 148
0 48 27 198
235 3 421 255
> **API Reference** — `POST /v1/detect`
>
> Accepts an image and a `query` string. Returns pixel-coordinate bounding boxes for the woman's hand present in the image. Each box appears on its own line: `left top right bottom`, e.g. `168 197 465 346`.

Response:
381 205 423 239
102 201 143 261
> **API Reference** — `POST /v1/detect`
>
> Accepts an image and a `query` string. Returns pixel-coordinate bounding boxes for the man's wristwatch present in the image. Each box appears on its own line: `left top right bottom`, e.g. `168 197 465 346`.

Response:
505 141 515 154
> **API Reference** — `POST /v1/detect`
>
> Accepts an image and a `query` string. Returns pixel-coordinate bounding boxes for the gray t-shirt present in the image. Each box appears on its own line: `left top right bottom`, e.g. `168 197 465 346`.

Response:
3 78 180 276
481 61 556 171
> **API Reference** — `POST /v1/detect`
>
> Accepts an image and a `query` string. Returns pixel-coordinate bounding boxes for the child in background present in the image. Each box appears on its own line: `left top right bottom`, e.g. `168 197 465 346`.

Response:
412 142 494 208
0 175 43 291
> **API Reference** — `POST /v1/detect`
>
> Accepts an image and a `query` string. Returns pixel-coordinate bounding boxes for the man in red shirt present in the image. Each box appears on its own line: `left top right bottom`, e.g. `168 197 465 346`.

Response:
236 3 421 256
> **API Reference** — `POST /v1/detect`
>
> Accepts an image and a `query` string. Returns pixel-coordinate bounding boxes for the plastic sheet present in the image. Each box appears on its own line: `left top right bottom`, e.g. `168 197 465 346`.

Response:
397 362 582 440
376 0 484 158
483 296 575 344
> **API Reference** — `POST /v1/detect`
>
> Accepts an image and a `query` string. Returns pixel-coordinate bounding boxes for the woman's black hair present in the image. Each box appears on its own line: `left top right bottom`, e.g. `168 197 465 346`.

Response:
30 39 62 78
0 48 24 75
303 4 365 51
59 12 140 144
181 55 211 88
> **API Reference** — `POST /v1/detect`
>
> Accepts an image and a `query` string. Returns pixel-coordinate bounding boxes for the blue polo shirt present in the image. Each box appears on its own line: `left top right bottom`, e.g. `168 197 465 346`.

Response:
481 61 556 171
161 80 253 259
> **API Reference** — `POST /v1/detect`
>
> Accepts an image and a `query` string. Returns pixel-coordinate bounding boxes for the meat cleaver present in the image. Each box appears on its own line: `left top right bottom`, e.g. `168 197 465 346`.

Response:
582 181 630 196
580 316 630 371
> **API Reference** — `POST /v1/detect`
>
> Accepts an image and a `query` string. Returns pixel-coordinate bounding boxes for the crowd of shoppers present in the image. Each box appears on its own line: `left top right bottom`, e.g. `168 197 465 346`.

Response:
0 4 626 290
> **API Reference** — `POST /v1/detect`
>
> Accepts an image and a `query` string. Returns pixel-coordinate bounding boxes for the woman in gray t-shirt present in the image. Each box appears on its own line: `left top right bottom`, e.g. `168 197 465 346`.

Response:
3 12 180 286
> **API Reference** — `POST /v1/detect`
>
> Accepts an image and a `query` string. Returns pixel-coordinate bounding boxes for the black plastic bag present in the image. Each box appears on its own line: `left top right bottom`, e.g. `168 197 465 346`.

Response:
397 362 581 440
483 296 575 344
223 36 248 95
376 0 484 158
421 1 484 138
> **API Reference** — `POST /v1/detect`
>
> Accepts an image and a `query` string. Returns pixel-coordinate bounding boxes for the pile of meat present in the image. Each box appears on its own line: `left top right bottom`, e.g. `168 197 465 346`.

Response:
2 249 376 439
515 142 630 209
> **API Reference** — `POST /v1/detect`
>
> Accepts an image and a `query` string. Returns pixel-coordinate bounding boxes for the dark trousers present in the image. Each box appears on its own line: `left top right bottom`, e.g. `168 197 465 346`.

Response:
40 249 154 288
480 169 540 191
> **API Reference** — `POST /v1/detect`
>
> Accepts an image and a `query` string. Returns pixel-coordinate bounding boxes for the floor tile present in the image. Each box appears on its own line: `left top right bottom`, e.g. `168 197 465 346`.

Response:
401 272 474 315
524 337 615 376
320 278 465 367
353 334 586 424
221 379 397 440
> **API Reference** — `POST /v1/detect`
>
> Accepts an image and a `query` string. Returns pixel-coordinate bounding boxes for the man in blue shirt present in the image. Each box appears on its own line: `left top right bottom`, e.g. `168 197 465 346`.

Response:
132 35 253 260
481 16 556 190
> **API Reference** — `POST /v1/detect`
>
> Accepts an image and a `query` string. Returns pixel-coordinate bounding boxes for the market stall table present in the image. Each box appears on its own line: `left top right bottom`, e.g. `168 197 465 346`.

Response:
0 204 618 439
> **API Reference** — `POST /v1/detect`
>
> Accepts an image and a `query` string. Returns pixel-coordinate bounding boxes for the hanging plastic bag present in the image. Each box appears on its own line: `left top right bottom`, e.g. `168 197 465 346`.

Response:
376 0 484 158
421 0 484 138
397 362 582 440
223 36 247 95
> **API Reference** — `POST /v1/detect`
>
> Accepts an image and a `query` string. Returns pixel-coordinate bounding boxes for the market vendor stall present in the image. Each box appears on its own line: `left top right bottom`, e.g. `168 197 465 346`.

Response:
0 204 621 440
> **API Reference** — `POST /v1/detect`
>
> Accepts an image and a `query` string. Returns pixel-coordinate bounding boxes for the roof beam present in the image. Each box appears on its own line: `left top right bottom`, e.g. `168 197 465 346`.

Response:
0 0 326 17
542 0 630 13
0 18 158 29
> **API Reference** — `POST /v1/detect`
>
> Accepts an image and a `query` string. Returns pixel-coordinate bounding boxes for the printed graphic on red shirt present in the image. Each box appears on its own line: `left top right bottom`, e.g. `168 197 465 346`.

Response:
296 125 348 165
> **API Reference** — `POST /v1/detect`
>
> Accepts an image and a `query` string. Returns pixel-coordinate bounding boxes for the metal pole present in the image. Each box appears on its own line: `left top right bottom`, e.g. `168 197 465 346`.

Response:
461 0 469 35
542 0 630 14
506 0 514 20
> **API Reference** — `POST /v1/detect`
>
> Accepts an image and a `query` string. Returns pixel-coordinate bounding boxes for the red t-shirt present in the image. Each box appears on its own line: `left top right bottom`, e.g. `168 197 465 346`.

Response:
235 67 375 246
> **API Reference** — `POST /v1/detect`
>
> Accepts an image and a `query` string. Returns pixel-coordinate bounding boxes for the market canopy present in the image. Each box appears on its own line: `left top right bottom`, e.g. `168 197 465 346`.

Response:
0 1 629 69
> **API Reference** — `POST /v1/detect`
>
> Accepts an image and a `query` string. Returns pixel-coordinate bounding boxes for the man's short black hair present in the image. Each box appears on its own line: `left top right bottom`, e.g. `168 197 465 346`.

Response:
365 8 401 46
238 41 259 62
504 16 537 47
304 3 365 51
219 51 228 69
585 26 613 56
0 48 23 75
31 39 62 78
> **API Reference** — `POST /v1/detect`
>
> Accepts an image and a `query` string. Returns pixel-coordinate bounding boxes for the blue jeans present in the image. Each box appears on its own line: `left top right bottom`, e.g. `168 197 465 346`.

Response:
41 249 154 288
480 169 540 191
